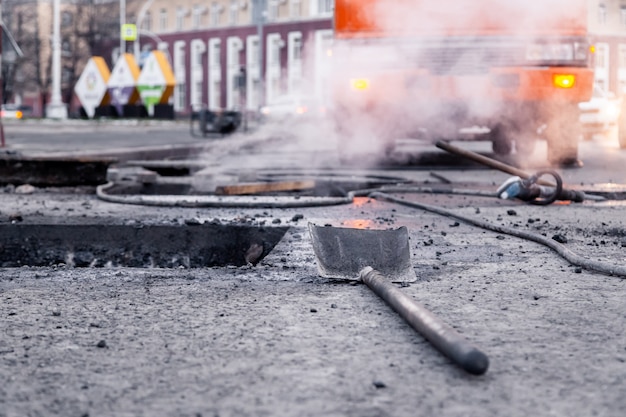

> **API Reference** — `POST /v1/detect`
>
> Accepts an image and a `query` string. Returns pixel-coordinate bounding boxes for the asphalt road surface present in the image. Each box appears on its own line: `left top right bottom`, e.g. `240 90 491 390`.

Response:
1 119 626 416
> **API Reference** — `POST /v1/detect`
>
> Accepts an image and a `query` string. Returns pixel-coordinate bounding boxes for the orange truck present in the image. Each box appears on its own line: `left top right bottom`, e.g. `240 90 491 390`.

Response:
331 0 595 166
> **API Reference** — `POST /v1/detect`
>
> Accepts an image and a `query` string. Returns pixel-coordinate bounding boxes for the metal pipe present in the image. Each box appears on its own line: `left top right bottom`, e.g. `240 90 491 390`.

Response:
46 0 67 119
120 0 126 54
436 140 555 186
360 267 489 375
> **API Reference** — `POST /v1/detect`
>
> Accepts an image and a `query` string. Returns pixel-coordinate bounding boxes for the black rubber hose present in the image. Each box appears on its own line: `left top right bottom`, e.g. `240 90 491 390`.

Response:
370 191 626 278
526 170 562 206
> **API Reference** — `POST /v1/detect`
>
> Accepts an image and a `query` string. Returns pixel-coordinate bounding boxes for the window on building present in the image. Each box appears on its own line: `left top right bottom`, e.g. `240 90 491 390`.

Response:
176 7 187 31
62 11 73 26
211 41 221 69
193 5 205 29
212 80 221 109
318 0 333 15
229 0 239 25
250 78 259 108
249 38 259 66
175 47 185 73
193 44 205 70
292 36 302 62
598 4 607 25
143 11 151 31
268 0 279 21
208 38 222 110
270 38 281 66
177 86 187 109
621 7 626 28
210 2 222 26
159 8 168 31
174 41 187 111
61 38 72 57
290 0 301 19
195 80 203 107
288 32 303 95
227 38 243 109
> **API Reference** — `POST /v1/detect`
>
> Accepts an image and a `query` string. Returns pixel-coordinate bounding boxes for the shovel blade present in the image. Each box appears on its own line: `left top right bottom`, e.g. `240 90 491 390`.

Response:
308 223 416 283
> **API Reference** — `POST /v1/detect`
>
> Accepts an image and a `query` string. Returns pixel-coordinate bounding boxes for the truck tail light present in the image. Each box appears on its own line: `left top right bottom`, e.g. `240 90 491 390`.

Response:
553 74 576 89
350 78 370 91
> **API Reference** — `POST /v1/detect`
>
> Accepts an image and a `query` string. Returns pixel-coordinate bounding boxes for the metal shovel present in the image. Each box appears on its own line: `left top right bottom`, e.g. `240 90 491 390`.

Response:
308 223 489 375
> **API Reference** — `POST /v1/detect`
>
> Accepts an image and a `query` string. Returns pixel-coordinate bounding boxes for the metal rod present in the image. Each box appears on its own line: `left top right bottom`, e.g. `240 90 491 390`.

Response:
436 140 556 187
360 266 489 375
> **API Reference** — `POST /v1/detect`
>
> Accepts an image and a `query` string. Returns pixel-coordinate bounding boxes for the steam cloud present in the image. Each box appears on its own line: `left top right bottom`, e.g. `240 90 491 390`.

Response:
198 0 590 185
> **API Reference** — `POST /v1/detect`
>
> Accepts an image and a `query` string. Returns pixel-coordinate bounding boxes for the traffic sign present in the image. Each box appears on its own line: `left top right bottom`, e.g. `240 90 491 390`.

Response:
121 24 137 41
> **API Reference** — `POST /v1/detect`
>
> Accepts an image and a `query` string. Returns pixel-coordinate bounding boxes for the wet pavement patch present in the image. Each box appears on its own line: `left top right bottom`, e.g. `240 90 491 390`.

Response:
0 223 289 268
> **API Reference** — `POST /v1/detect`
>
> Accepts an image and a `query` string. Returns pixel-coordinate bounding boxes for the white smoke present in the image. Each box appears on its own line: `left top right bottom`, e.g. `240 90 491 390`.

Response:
327 0 591 167
198 0 591 181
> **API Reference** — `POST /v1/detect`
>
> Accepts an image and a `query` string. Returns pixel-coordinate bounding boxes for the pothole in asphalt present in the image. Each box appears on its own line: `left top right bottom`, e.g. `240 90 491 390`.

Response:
105 167 413 197
0 223 289 268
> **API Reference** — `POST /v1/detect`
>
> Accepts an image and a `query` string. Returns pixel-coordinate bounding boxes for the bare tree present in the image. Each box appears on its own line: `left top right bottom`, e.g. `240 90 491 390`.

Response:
2 0 46 108
62 0 120 106
3 0 120 115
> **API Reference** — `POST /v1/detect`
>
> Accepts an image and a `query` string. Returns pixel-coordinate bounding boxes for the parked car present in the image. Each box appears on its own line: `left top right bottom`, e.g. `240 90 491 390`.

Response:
1 104 33 120
259 95 327 123
578 86 622 141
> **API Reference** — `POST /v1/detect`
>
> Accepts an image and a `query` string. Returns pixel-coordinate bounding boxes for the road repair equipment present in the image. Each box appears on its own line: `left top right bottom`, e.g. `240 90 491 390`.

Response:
308 223 490 375
436 141 588 203
370 191 626 278
189 107 242 138
497 170 563 205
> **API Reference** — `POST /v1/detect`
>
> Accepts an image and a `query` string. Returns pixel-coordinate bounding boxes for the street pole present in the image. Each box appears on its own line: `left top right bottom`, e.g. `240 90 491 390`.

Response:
255 0 265 110
0 0 5 147
134 0 155 61
46 0 68 119
120 0 126 54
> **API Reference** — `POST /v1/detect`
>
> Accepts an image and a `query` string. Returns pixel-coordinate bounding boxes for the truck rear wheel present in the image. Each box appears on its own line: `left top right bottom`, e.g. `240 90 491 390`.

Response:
545 104 582 167
489 124 513 156
515 137 537 157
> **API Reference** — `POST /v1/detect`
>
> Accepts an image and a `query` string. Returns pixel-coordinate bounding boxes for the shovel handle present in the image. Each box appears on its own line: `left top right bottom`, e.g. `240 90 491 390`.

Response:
360 267 489 375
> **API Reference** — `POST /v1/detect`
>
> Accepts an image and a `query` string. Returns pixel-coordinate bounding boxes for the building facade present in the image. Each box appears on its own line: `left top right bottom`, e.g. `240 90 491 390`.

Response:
1 0 334 117
8 1 626 117
589 0 626 94
127 0 334 115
